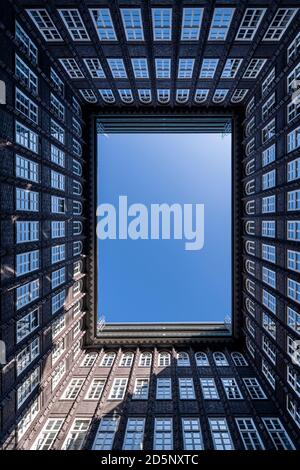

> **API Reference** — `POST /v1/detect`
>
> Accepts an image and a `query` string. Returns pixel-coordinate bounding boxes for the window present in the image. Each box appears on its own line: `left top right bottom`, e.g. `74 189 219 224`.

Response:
61 378 84 400
236 8 266 41
15 55 38 93
51 267 65 290
131 58 148 79
262 195 276 213
158 352 171 367
15 22 37 64
138 89 152 104
262 144 276 167
119 352 134 367
15 121 38 153
262 335 276 364
262 93 276 121
287 395 300 429
288 31 300 63
16 155 38 183
209 418 234 450
58 9 89 41
178 58 194 79
179 378 195 400
73 96 81 115
16 337 39 375
288 126 300 153
51 145 65 168
50 68 64 96
213 352 228 366
195 89 209 103
16 279 39 310
287 366 300 396
263 9 297 41
243 378 266 399
287 249 300 273
15 88 38 124
182 418 203 450
17 365 39 408
177 352 190 366
288 190 300 211
231 89 248 103
262 221 275 238
287 62 300 93
51 221 65 239
73 241 83 257
287 336 300 366
100 352 116 367
139 352 152 367
176 89 189 103
50 94 65 121
288 100 300 123
52 290 65 314
213 89 228 103
50 119 64 144
51 245 65 265
107 58 127 78
92 417 119 450
199 58 219 78
16 308 39 343
59 58 83 79
262 119 275 143
83 58 105 79
155 58 171 79
288 157 300 182
62 419 90 450
246 336 255 357
262 289 276 313
287 306 300 334
243 58 267 78
32 418 64 450
246 97 255 117
231 352 248 366
262 244 276 263
109 378 128 400
287 278 300 303
262 67 276 98
262 170 276 190
51 170 65 191
287 221 300 241
262 359 275 388
17 397 40 442
27 8 61 40
51 196 65 214
262 267 276 288
83 378 105 400
195 352 209 366
122 418 145 450
154 418 173 450
16 221 39 244
52 337 65 363
222 378 243 399
52 360 66 390
200 378 219 399
132 378 149 400
156 378 172 400
236 419 264 450
89 8 116 41
263 418 294 449
99 89 115 103
80 89 97 103
221 58 242 78
51 315 65 339
118 89 133 104
157 89 170 103
263 312 276 339
16 250 39 276
209 8 234 41
152 8 172 41
120 9 144 41
181 8 202 41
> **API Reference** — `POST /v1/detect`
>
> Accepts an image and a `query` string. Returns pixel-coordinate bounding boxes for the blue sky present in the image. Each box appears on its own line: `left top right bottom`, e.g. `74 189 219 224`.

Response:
97 132 231 323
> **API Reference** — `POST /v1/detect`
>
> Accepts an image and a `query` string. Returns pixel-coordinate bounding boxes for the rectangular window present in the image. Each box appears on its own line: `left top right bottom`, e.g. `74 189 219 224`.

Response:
287 366 300 397
262 119 275 143
288 190 300 211
262 144 276 167
288 31 300 63
16 337 39 375
59 58 83 78
17 365 39 408
262 195 276 213
83 58 105 79
50 94 65 121
108 378 128 400
61 378 84 400
262 335 276 364
16 279 39 310
152 8 172 41
51 244 65 264
182 418 203 450
58 9 89 41
52 337 65 363
50 119 65 144
243 58 267 78
263 9 297 41
52 360 66 390
15 121 38 153
287 336 300 366
262 359 275 388
51 267 65 289
288 157 300 182
287 221 300 240
263 312 276 339
262 170 276 190
236 418 264 450
107 58 127 78
32 418 64 450
51 221 65 239
221 58 242 78
209 418 234 450
52 290 65 314
262 267 276 288
15 55 38 93
200 378 219 399
287 278 300 303
15 22 37 64
222 378 243 399
17 397 40 442
209 8 234 41
16 188 39 212
51 196 65 214
89 9 116 41
131 58 149 79
287 249 300 272
199 58 219 78
262 221 275 238
16 308 39 343
262 93 275 121
27 9 62 41
154 418 173 450
178 58 194 79
51 145 65 167
287 306 300 334
50 68 64 96
92 417 119 450
16 221 39 244
120 9 144 41
16 250 39 276
123 418 145 450
51 170 65 191
155 58 171 79
181 8 203 41
156 378 172 399
179 378 195 400
62 418 91 450
262 289 276 313
236 8 266 41
132 378 149 400
262 418 294 450
262 68 275 98
85 378 106 400
52 315 65 339
243 378 266 399
16 88 37 122
288 126 300 153
16 155 39 182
